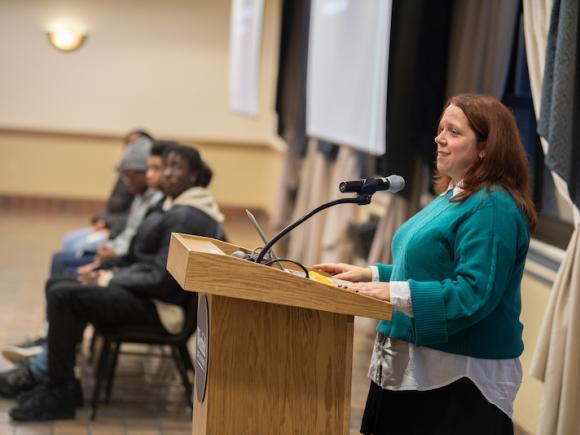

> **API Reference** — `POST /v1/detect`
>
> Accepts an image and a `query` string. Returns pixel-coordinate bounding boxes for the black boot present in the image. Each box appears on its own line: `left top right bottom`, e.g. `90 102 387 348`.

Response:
0 363 38 398
9 382 76 421
17 377 83 408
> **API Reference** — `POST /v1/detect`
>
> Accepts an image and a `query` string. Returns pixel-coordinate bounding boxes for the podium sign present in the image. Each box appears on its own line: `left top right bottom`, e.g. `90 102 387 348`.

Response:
195 294 209 403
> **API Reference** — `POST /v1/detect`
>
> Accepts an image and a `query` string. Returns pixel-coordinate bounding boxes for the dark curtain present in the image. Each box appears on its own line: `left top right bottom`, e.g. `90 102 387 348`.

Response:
538 0 580 210
377 0 453 199
271 0 311 231
502 9 539 195
276 0 310 157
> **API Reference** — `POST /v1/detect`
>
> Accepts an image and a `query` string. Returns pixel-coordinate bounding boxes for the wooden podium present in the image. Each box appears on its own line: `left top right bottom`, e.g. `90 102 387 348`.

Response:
167 233 392 435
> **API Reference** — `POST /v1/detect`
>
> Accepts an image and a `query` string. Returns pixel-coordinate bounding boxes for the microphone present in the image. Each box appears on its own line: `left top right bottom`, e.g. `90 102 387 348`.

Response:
254 175 402 265
339 175 405 195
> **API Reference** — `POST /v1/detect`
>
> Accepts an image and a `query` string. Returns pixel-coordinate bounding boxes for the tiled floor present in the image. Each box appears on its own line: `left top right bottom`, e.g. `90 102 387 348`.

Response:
0 208 376 434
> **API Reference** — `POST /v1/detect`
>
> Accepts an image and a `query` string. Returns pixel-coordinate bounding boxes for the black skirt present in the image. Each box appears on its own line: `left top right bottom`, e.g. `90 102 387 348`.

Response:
360 377 513 435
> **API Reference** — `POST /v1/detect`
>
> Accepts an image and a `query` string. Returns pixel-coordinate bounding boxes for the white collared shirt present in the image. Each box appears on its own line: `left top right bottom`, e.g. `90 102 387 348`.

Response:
368 183 522 417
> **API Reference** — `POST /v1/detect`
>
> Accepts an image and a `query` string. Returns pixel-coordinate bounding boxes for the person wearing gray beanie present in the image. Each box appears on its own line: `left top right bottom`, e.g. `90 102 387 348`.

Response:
101 136 161 259
118 137 153 172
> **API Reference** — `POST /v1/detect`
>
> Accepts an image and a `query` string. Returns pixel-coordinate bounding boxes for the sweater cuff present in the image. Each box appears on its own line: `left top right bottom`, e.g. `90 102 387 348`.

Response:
408 280 448 345
375 263 393 282
390 281 413 317
369 266 379 282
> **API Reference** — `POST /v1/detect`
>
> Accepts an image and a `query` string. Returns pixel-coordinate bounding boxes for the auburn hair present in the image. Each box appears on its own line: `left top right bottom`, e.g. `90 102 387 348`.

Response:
434 94 537 231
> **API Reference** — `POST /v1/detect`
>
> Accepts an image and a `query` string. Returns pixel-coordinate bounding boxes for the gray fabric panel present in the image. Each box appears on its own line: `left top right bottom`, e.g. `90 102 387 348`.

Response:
538 0 580 210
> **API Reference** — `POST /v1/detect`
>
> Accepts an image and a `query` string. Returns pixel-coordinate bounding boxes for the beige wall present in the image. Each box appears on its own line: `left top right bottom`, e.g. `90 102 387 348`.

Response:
0 0 281 142
0 131 122 200
0 0 285 212
0 130 284 212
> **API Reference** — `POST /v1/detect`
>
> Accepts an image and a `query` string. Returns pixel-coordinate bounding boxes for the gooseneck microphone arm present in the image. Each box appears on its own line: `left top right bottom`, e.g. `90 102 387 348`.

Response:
254 194 372 265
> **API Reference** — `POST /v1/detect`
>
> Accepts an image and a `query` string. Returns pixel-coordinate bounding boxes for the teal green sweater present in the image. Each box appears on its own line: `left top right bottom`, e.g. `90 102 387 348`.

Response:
376 187 530 359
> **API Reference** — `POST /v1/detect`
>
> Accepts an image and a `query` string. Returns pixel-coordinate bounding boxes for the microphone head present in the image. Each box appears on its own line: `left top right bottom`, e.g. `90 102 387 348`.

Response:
386 175 405 193
339 179 364 193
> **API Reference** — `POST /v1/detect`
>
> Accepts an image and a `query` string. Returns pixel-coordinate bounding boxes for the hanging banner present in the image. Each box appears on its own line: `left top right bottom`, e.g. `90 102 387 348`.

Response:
307 0 392 155
229 0 264 117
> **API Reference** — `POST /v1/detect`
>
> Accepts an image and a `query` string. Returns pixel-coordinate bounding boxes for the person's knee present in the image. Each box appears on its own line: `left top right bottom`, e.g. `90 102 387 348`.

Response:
46 283 78 307
45 276 76 299
46 284 83 325
46 276 61 292
45 282 59 300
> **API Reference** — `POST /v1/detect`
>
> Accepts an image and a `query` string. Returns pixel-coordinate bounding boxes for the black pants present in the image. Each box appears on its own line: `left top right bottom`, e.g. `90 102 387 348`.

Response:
360 377 513 435
46 279 162 385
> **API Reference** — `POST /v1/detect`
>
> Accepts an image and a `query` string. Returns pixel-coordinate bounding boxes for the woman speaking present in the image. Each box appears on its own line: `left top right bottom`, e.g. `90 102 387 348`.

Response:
315 94 536 435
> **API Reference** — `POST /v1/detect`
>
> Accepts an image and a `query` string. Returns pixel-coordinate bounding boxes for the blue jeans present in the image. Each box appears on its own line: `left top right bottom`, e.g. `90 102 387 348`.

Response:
29 344 48 380
61 227 107 253
50 251 95 278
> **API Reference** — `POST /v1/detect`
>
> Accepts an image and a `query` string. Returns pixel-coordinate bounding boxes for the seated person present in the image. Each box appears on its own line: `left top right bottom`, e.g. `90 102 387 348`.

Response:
0 142 169 381
6 144 225 421
97 129 156 236
50 136 163 278
59 129 154 255
2 135 163 362
1 137 163 364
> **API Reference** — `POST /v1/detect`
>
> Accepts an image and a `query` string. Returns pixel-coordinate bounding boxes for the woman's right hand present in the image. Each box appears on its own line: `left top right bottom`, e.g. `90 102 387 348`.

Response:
311 263 372 282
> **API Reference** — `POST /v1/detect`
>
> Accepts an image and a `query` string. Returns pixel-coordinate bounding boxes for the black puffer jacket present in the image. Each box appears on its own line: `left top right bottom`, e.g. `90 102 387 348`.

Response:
109 198 225 306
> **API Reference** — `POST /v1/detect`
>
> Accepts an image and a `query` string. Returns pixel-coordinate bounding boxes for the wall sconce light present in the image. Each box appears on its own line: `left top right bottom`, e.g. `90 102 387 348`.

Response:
47 25 87 52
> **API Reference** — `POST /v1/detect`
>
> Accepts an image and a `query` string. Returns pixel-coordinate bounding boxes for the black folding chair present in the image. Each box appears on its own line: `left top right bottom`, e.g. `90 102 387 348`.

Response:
90 295 197 420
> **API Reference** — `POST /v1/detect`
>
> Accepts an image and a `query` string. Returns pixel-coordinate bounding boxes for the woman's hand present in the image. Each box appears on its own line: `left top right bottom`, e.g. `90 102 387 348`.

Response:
340 281 391 302
312 263 372 282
